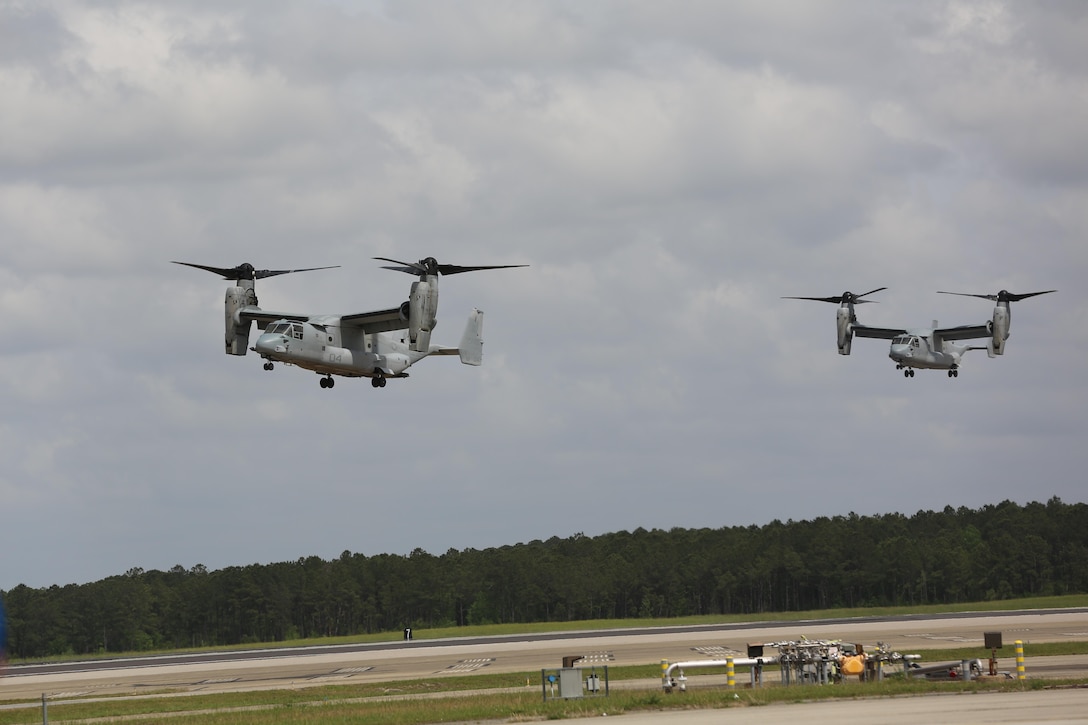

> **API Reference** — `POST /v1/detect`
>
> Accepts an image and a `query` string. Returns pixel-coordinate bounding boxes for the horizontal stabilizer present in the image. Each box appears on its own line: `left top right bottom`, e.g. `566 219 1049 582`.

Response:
965 344 994 359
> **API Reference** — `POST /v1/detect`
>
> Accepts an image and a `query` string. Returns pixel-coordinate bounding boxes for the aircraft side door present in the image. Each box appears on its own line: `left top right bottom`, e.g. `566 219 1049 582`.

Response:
283 322 304 356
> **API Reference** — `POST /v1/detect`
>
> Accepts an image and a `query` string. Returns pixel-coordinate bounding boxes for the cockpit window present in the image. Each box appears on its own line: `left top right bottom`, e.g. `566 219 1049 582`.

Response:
892 335 909 345
260 320 300 337
265 321 304 338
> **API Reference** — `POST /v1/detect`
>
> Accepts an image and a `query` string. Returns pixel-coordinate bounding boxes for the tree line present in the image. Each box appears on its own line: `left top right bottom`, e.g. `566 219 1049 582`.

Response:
4 498 1086 659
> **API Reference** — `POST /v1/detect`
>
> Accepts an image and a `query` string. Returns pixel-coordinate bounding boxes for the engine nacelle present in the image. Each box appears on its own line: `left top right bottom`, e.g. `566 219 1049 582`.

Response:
836 306 854 355
224 286 256 356
408 279 439 352
991 305 1009 355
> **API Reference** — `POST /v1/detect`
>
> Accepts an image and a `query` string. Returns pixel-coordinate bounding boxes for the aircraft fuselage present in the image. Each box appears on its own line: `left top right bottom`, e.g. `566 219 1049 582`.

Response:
888 335 958 370
253 317 420 378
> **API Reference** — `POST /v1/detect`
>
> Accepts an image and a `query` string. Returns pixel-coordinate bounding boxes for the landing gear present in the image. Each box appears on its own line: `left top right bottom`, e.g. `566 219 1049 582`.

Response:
947 368 959 378
319 375 336 389
903 368 915 378
370 376 387 389
263 362 274 371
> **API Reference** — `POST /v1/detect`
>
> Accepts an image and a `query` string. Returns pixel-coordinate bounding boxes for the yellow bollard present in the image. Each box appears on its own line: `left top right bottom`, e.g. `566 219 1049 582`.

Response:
727 657 735 689
661 659 670 689
1015 640 1026 681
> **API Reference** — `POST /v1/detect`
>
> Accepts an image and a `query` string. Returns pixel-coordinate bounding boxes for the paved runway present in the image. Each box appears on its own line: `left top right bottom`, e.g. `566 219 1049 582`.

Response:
2 609 1086 703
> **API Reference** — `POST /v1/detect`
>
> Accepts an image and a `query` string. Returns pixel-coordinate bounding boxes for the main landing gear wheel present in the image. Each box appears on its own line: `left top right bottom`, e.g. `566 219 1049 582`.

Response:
263 362 274 371
947 369 959 378
319 376 335 389
903 368 915 378
371 377 387 388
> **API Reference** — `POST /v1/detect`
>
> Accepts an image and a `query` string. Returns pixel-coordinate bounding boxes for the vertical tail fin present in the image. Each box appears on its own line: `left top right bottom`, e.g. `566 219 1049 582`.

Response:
458 309 484 366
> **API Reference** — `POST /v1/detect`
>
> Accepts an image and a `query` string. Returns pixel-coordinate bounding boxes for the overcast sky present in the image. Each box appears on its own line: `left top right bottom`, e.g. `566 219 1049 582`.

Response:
2 1 1086 590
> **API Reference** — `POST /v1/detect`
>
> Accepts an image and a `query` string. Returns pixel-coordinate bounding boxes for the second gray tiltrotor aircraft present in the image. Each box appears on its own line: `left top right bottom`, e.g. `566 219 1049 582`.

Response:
784 287 1055 378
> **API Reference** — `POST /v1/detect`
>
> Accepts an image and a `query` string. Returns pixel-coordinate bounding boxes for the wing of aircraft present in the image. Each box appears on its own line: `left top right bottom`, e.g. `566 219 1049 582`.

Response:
933 323 992 341
853 322 991 341
239 306 408 335
852 324 908 340
238 309 310 330
340 307 408 334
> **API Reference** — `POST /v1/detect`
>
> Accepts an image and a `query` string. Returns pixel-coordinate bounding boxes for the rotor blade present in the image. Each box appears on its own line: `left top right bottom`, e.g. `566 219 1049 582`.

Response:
173 261 339 281
374 257 528 276
254 265 339 279
171 261 241 279
1003 290 1057 301
434 263 529 276
783 283 883 302
937 291 997 301
938 289 1057 302
781 288 884 304
373 256 427 275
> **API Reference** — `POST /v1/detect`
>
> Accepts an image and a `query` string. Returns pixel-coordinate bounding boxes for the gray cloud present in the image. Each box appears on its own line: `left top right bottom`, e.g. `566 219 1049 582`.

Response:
1 0 1084 589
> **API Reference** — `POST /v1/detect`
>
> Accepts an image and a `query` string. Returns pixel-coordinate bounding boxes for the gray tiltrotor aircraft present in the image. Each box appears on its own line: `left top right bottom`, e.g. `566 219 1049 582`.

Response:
174 257 525 389
783 287 1055 378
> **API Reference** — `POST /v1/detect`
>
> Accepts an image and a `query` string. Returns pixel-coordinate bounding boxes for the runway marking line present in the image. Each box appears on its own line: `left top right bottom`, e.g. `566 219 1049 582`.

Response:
692 646 743 659
442 658 495 673
578 652 615 662
307 674 356 681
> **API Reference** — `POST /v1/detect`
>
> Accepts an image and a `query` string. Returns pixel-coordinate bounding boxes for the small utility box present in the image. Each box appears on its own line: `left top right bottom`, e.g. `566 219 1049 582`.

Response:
542 664 609 702
558 667 583 698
